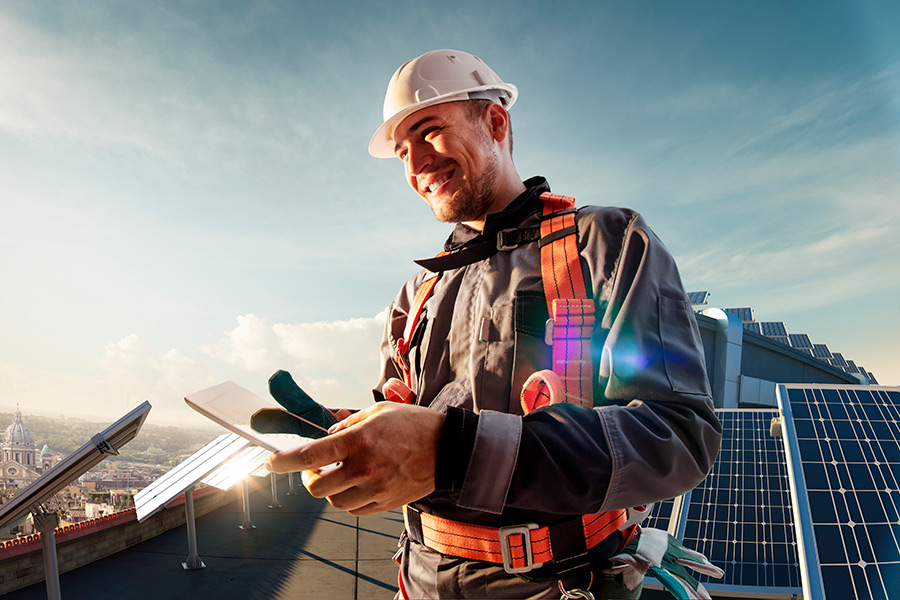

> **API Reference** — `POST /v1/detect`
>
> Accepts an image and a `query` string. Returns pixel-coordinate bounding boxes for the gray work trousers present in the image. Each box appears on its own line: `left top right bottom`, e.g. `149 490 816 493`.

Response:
395 537 642 599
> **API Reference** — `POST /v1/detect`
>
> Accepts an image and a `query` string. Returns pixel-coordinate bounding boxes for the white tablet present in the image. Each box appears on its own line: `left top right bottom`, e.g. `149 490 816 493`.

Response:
185 381 326 453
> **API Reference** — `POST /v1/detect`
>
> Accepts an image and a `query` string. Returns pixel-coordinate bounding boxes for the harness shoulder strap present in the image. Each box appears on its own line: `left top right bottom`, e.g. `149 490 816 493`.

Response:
394 271 440 391
521 192 594 411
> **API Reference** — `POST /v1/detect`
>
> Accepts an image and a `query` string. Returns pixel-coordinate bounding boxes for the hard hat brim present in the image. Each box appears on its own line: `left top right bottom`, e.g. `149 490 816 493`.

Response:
368 83 517 159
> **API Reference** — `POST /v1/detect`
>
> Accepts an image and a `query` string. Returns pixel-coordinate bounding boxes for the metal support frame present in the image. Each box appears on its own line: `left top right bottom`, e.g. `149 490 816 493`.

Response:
286 472 297 495
268 473 282 509
32 507 62 600
239 479 255 530
181 486 206 570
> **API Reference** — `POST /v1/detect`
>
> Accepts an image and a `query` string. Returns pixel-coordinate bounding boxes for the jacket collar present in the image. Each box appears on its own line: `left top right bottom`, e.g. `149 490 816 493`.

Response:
414 177 550 272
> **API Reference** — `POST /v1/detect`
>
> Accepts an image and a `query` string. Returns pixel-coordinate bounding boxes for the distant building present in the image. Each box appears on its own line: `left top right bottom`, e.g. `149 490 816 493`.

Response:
0 406 51 488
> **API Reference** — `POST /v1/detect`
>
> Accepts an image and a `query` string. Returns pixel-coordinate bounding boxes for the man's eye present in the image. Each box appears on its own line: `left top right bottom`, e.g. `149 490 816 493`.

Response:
422 127 439 138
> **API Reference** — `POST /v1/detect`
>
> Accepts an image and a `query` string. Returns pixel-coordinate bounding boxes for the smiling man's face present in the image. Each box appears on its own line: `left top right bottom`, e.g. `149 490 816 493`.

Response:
392 101 501 226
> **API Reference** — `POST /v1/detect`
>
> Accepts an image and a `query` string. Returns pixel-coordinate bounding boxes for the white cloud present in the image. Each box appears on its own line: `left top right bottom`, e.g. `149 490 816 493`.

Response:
98 334 220 424
203 312 387 410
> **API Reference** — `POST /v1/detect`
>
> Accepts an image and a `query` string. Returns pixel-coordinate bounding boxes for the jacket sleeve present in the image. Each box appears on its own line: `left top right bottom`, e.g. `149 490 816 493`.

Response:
438 209 722 515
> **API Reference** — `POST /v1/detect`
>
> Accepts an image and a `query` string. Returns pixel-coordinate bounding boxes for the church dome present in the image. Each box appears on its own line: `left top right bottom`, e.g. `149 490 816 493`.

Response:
3 407 35 448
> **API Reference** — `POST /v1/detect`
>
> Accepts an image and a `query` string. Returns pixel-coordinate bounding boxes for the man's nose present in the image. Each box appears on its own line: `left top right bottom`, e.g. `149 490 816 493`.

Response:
406 143 432 176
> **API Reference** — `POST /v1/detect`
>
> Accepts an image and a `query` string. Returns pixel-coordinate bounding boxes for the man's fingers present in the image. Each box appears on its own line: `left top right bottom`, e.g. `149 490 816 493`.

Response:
327 403 377 433
265 435 347 473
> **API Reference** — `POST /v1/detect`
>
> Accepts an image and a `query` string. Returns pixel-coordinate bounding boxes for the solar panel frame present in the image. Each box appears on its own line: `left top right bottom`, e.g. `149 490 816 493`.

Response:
677 409 803 597
777 384 900 600
687 291 711 306
789 334 813 349
831 353 849 368
813 344 833 360
0 402 151 532
744 322 762 334
134 433 253 521
761 322 789 337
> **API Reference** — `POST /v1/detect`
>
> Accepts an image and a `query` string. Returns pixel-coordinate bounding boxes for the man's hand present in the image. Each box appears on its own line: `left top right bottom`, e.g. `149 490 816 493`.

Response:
265 402 445 516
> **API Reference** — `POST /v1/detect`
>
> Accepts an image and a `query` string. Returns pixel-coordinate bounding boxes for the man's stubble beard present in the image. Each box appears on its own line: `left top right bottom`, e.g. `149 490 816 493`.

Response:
431 149 500 224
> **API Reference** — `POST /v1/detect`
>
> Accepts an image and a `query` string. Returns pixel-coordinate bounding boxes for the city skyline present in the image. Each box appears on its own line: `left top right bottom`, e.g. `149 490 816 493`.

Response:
1 1 898 428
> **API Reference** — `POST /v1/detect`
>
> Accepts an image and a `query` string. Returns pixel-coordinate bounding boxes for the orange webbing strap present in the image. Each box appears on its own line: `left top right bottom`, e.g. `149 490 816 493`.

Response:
537 192 594 408
404 505 629 574
394 272 440 389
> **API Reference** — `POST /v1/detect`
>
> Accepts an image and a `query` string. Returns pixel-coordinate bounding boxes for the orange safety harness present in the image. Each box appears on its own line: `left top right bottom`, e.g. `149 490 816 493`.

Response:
392 192 641 577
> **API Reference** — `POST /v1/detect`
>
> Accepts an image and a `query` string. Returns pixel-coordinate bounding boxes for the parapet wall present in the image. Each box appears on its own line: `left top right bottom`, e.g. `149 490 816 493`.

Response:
0 486 235 595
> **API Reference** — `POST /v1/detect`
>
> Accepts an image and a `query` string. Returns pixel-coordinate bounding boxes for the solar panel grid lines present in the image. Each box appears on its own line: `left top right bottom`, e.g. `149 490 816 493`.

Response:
789 334 814 349
744 322 763 334
813 344 833 360
679 409 803 597
778 385 900 600
688 291 711 305
200 445 272 490
134 433 252 521
643 497 677 533
831 353 849 368
761 322 789 337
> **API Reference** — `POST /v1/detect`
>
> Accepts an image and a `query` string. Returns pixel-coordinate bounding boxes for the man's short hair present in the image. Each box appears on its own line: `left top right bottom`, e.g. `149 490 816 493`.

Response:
465 99 513 156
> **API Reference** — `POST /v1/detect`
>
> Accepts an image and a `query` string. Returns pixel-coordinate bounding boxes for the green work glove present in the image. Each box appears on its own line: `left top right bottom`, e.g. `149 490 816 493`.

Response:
608 527 724 600
249 370 338 439
268 370 339 430
250 407 330 439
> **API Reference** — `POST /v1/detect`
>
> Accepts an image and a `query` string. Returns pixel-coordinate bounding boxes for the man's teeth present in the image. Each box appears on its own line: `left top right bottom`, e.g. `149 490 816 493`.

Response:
428 175 450 193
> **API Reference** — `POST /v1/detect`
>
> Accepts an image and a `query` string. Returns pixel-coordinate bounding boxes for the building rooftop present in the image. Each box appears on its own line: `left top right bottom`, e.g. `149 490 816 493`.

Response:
5 481 403 600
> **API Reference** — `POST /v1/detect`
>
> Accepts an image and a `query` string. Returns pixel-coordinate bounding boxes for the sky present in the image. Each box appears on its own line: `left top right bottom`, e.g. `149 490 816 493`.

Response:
1 0 898 429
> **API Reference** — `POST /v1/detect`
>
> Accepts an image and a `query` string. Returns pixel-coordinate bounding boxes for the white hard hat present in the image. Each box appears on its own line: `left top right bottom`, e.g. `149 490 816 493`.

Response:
368 49 518 158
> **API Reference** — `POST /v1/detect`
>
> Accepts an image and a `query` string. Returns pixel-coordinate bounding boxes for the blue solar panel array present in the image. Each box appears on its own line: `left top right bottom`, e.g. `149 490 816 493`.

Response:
643 409 802 598
687 291 711 306
642 386 900 599
680 409 802 596
778 385 900 600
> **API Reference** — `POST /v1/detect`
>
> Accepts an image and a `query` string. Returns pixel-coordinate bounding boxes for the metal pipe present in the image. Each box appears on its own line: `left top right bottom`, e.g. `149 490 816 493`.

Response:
268 473 282 509
239 479 255 530
182 486 205 569
33 509 61 600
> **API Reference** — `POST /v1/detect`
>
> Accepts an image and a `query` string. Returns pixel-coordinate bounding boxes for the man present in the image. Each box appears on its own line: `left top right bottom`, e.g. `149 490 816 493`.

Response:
268 49 722 599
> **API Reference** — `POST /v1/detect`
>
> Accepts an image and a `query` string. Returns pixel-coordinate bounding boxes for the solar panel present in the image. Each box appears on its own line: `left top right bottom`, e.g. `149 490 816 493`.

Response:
867 372 879 386
761 322 789 337
687 291 710 306
135 433 254 521
0 402 151 532
200 444 272 490
789 334 813 349
678 409 803 597
769 335 791 347
744 322 762 335
845 361 860 374
724 308 755 323
777 384 900 600
643 497 678 534
830 353 849 368
813 344 833 360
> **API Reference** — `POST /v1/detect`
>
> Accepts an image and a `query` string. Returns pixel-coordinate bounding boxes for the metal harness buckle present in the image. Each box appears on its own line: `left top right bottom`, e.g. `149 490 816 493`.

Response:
498 523 542 574
496 228 518 251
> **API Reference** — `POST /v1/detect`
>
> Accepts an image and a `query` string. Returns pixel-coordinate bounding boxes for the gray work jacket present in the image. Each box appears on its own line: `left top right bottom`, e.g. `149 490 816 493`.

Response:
376 177 721 533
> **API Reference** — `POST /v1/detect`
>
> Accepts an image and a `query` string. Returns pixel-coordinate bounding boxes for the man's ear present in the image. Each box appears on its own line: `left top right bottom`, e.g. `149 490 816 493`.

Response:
485 102 510 145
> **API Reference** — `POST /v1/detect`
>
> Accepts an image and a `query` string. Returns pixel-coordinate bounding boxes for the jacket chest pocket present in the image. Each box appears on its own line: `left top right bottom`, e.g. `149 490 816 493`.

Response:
479 291 551 414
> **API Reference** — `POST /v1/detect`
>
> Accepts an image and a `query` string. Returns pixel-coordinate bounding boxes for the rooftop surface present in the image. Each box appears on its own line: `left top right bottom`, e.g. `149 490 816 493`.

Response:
7 481 403 600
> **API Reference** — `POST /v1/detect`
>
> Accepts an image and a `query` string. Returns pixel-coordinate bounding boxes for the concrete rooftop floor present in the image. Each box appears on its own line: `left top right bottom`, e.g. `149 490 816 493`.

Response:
7 479 403 600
